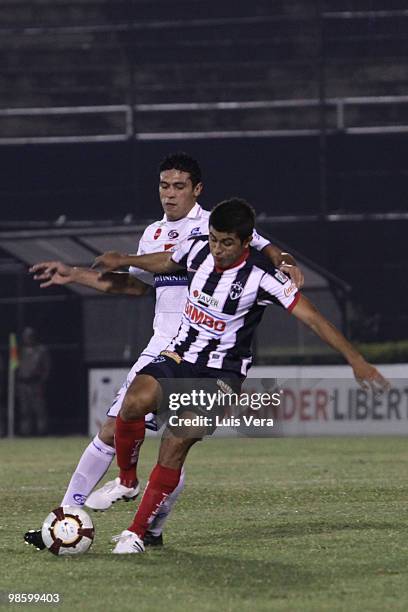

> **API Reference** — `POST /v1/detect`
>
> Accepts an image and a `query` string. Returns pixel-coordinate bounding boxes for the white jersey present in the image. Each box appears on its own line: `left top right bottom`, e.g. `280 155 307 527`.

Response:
129 203 270 358
108 204 270 421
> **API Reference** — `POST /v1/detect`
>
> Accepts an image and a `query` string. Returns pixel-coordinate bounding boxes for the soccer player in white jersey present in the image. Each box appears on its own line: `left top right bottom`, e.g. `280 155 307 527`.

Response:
92 198 389 554
26 153 304 550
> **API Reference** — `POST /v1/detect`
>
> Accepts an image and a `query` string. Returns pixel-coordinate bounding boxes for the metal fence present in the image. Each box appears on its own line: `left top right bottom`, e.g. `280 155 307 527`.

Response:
1 95 408 145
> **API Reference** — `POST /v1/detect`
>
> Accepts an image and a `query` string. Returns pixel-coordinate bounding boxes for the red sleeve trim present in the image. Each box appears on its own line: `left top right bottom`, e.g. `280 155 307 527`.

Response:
287 291 301 312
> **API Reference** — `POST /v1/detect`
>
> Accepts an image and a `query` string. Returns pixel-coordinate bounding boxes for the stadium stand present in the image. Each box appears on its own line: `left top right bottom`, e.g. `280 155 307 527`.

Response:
0 0 407 136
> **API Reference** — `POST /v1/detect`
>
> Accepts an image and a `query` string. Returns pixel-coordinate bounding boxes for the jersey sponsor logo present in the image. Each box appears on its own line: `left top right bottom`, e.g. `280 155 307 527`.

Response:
154 273 189 287
274 270 289 284
190 226 201 236
160 350 183 364
168 230 179 239
184 301 226 333
193 289 219 308
154 228 162 240
229 281 244 300
164 243 176 251
284 283 297 297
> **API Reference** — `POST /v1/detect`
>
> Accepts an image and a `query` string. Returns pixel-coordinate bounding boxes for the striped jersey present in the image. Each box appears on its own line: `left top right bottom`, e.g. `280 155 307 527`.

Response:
128 203 270 354
169 237 300 376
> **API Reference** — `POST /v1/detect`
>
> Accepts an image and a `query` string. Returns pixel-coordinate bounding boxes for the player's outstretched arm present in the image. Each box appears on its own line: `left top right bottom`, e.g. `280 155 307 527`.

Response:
30 260 149 296
262 244 304 288
290 294 390 392
92 250 183 275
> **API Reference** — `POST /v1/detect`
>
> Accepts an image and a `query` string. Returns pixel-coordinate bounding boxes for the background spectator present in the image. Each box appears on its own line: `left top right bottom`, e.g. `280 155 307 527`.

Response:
16 327 50 436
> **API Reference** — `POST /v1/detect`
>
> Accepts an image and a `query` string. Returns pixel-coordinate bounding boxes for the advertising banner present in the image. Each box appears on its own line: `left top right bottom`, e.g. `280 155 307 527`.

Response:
89 364 407 437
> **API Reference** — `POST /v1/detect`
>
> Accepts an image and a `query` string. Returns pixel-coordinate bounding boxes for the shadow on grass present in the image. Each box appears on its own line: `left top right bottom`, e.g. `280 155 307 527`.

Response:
12 547 314 598
186 519 402 545
103 547 313 596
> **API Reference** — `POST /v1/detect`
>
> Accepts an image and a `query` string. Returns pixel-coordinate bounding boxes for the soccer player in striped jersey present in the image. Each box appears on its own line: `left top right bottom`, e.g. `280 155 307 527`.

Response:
93 197 389 554
26 154 303 551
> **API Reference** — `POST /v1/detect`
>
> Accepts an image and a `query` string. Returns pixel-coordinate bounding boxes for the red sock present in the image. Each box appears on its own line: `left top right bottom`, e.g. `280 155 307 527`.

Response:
115 415 145 487
129 464 181 538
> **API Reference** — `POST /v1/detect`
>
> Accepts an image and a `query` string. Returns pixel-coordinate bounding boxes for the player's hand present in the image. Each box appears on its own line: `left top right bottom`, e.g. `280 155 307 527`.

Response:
352 359 390 394
29 261 74 288
279 264 304 289
92 251 126 274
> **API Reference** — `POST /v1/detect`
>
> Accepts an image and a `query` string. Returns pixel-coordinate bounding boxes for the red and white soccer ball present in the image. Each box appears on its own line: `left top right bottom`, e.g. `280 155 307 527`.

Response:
41 506 95 556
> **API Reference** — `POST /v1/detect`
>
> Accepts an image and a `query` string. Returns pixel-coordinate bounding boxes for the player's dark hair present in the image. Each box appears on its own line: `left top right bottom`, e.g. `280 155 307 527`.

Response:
159 152 202 187
209 198 255 242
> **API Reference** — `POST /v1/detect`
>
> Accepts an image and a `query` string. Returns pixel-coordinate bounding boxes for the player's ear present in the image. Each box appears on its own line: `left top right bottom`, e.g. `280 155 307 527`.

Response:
193 182 203 198
243 235 252 248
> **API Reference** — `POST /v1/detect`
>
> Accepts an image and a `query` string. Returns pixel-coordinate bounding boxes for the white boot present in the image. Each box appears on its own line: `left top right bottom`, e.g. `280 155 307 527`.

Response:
85 478 139 511
112 530 145 554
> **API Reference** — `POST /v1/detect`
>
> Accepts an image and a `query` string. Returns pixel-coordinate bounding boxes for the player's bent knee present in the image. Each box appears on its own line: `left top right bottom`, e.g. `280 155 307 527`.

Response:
98 417 115 447
121 391 149 420
120 375 161 421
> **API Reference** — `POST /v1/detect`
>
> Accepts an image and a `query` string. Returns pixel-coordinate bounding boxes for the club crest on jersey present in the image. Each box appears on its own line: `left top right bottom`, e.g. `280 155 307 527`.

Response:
229 281 244 300
190 226 201 236
168 230 179 239
154 228 162 240
193 289 219 308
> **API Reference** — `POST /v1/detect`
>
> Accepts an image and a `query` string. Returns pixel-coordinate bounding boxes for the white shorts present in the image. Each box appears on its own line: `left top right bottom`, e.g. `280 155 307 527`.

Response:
106 336 172 430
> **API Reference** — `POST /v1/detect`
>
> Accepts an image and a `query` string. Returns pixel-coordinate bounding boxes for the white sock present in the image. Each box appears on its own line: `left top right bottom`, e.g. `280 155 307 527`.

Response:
61 435 116 506
147 466 186 536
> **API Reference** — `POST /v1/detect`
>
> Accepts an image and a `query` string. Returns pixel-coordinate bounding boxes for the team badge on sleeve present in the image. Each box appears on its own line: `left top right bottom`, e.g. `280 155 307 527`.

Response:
274 270 289 284
284 283 297 297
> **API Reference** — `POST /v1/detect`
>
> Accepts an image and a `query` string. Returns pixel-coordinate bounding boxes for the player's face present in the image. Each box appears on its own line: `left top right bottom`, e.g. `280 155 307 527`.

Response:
159 169 203 221
209 226 251 269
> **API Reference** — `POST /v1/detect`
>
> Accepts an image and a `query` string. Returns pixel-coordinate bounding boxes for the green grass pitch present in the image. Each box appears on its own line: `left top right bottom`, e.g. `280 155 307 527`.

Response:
1 436 408 611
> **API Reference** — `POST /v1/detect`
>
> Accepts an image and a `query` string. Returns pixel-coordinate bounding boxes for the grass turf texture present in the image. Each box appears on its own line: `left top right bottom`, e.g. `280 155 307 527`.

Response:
1 437 408 612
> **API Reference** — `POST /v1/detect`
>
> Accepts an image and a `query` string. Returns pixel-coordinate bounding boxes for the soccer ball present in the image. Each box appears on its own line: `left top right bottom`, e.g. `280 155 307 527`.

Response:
41 506 95 556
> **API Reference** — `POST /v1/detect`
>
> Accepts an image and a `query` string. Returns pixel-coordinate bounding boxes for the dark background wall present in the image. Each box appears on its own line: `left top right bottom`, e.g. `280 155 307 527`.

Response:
1 134 407 221
1 135 406 345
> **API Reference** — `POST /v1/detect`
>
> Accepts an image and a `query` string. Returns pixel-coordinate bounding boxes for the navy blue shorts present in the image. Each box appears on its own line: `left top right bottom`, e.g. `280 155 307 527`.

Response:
139 351 244 434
